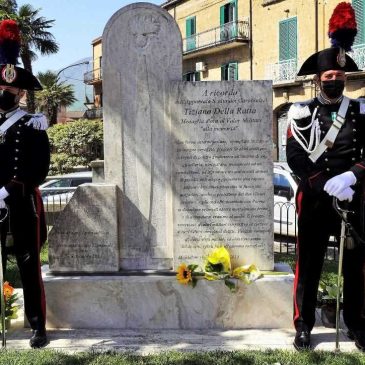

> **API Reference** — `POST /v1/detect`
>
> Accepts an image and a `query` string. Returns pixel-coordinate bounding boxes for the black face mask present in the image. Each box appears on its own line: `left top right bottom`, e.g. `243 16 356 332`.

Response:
0 90 18 111
321 80 345 99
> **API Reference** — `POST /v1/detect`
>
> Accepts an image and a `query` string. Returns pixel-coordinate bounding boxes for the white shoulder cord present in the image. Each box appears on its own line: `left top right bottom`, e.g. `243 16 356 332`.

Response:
289 106 321 153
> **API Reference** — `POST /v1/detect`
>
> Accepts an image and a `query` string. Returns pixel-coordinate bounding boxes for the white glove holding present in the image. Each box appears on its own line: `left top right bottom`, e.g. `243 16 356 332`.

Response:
0 199 6 209
0 187 9 200
324 171 356 196
336 187 355 202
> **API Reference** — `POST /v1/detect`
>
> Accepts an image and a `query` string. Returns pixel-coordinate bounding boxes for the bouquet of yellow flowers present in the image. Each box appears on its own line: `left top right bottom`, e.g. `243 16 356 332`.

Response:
176 246 262 292
3 281 19 320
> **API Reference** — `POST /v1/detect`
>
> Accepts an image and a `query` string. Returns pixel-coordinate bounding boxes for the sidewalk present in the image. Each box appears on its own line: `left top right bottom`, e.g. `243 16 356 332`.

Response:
4 290 359 353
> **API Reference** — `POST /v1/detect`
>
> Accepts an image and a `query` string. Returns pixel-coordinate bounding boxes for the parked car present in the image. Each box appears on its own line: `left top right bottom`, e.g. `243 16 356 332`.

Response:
40 171 92 212
273 162 298 237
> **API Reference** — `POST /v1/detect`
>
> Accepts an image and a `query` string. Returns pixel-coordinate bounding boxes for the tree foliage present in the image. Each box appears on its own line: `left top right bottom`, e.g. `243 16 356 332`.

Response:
36 70 76 125
0 2 59 113
47 119 103 175
0 0 17 13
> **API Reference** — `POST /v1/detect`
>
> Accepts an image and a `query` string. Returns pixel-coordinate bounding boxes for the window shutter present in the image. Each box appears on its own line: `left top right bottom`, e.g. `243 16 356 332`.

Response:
221 65 227 80
353 0 365 45
279 17 297 61
186 17 196 51
220 5 225 25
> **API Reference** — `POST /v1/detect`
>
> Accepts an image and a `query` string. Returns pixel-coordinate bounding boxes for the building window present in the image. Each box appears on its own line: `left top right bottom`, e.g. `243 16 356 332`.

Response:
220 1 238 40
186 16 196 51
279 17 297 62
221 62 238 80
183 72 200 81
353 0 365 45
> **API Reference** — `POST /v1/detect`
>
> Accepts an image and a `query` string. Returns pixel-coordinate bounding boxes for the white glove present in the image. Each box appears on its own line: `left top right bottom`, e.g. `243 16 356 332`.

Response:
324 171 356 196
0 187 9 200
0 199 6 209
336 187 355 202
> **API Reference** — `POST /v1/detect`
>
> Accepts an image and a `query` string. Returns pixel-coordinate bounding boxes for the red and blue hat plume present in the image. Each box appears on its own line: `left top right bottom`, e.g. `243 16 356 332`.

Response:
328 2 357 51
0 19 21 65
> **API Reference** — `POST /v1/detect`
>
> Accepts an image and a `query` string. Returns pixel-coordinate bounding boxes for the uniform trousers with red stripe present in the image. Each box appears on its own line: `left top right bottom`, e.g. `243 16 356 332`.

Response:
0 190 46 331
294 184 365 333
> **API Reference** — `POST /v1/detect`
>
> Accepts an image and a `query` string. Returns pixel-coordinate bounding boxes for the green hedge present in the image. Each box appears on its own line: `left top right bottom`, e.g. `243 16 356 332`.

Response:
47 119 103 175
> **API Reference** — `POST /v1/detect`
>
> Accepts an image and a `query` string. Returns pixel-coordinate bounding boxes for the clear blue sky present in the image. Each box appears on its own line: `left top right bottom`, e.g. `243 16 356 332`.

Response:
17 0 162 74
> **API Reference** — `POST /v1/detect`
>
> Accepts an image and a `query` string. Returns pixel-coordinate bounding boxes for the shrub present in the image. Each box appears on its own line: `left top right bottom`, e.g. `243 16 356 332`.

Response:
47 119 103 175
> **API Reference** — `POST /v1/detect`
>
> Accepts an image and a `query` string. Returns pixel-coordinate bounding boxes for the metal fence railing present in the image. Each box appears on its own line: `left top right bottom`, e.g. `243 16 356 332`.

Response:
41 188 75 231
274 201 338 261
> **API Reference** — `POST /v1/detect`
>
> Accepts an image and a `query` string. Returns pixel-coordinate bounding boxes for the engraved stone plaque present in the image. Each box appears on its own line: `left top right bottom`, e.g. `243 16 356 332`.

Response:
171 81 274 270
48 184 118 272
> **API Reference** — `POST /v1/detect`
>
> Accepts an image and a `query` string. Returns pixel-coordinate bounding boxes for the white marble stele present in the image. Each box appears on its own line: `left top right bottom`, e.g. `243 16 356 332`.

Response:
44 263 293 329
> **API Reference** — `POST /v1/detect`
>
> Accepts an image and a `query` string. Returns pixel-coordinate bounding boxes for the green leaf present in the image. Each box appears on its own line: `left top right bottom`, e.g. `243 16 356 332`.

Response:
187 264 198 272
205 262 224 273
224 279 236 292
191 278 198 288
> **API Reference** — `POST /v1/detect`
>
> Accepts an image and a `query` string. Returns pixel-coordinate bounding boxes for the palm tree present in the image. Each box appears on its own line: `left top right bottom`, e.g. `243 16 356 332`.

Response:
36 70 76 125
0 0 17 13
0 3 59 113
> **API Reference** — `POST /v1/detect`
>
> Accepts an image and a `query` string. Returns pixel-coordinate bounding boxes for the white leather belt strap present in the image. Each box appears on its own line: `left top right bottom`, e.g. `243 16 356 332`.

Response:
0 109 27 135
309 96 350 163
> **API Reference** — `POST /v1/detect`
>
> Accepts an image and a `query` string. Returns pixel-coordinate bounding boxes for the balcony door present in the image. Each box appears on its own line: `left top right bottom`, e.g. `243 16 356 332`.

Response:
220 0 237 40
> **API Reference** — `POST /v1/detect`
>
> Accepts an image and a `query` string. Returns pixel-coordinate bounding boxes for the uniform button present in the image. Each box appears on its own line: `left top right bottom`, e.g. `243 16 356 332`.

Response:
13 175 17 178
320 122 323 125
352 158 356 161
321 131 325 134
353 148 356 151
353 129 357 132
318 113 321 116
353 139 357 142
349 103 353 107
15 139 19 142
14 166 17 170
15 149 19 152
326 168 330 171
14 157 18 160
16 131 20 135
352 119 356 122
325 158 328 161
351 112 355 115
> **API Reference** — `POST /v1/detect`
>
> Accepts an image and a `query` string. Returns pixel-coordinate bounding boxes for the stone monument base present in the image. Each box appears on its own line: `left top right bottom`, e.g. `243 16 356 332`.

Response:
43 263 293 329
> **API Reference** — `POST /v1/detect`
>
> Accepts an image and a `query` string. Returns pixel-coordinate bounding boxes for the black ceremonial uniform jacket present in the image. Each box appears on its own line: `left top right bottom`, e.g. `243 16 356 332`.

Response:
0 109 50 247
287 97 365 195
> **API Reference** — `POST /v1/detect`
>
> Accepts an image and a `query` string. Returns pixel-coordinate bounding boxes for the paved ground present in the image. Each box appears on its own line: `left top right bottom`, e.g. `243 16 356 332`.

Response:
3 290 360 353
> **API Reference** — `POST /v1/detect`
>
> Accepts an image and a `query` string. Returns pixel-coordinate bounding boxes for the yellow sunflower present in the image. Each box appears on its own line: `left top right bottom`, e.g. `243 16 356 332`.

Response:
176 263 192 285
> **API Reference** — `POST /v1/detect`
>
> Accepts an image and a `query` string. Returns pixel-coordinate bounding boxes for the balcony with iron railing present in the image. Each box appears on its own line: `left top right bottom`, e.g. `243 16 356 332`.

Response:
265 59 298 84
84 68 102 84
183 19 249 55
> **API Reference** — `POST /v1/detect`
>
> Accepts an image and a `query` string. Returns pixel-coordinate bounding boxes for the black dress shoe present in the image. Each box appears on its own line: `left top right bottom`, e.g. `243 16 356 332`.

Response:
347 329 365 351
29 329 48 349
293 331 311 350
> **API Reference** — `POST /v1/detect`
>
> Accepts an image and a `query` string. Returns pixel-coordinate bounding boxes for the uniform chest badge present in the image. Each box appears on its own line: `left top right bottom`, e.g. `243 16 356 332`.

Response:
0 132 5 144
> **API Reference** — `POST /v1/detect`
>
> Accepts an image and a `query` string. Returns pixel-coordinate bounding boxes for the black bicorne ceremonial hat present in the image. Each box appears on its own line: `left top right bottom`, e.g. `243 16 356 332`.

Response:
298 2 360 76
0 19 42 90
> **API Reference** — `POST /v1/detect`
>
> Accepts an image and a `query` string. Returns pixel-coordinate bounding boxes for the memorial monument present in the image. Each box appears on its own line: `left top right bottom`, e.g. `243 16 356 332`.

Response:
44 2 293 330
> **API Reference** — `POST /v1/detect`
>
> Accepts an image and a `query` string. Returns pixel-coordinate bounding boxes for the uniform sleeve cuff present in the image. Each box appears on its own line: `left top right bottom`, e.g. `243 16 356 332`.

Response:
0 187 9 200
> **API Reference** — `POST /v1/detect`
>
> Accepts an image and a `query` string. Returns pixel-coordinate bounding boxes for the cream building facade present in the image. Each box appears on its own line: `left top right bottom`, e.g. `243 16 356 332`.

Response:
85 0 365 160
